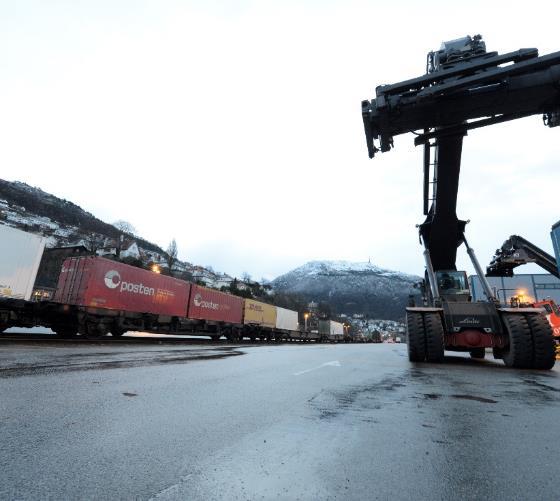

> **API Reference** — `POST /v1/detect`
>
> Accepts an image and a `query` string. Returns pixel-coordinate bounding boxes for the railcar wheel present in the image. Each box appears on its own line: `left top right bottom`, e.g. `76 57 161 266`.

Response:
469 348 486 359
111 328 126 337
54 325 78 338
525 314 556 370
424 313 445 363
210 335 220 343
406 311 426 362
501 313 532 369
84 322 108 339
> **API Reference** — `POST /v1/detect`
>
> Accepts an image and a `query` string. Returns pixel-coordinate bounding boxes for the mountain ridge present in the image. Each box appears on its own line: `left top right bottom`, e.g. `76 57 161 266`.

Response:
272 260 420 320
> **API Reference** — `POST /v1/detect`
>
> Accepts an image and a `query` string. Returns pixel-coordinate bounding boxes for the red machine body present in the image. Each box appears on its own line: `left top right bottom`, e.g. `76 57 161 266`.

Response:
533 299 560 338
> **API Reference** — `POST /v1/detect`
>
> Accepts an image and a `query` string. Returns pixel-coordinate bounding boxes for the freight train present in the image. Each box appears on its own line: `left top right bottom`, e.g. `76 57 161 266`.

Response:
0 225 345 342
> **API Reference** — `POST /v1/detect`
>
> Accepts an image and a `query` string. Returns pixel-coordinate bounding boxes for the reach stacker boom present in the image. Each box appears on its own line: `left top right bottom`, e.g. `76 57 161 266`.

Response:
361 35 560 369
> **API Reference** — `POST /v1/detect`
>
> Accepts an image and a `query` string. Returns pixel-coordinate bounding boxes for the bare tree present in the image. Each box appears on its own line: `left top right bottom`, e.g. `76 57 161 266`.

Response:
86 232 104 255
241 271 252 283
166 239 178 273
113 220 136 235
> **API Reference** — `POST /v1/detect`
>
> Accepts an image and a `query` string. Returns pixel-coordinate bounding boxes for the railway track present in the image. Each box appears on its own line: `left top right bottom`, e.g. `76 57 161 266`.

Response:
0 332 318 345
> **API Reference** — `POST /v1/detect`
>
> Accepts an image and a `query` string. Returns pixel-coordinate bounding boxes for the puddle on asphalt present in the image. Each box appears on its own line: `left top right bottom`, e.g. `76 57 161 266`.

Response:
0 349 245 378
307 368 560 422
423 393 441 400
450 394 497 404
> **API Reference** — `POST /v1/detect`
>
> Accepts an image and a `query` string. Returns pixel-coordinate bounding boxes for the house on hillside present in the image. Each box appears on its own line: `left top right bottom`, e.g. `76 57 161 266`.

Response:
140 249 164 265
97 246 118 257
213 273 234 289
171 260 188 274
192 266 219 287
120 241 140 260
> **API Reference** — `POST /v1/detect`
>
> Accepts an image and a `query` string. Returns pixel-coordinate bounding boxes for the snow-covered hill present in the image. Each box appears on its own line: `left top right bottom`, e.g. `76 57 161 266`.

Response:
272 260 421 320
0 179 241 288
0 179 169 264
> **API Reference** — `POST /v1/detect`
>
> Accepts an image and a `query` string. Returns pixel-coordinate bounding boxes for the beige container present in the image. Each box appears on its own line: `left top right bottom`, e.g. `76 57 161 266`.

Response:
244 299 277 328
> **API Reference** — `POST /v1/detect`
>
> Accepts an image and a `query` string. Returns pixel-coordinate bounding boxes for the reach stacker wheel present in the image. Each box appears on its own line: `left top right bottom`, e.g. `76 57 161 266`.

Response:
501 313 533 369
424 313 445 363
524 314 556 370
406 311 427 362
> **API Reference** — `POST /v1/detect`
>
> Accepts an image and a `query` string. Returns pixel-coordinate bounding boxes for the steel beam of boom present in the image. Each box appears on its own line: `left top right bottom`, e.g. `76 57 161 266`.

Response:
362 37 560 158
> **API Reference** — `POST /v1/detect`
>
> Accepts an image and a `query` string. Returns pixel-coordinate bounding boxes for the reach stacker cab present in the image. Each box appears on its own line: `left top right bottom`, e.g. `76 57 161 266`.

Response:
361 35 559 369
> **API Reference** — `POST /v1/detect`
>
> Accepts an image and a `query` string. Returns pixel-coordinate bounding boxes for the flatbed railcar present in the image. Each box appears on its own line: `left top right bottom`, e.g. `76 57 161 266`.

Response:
0 254 326 342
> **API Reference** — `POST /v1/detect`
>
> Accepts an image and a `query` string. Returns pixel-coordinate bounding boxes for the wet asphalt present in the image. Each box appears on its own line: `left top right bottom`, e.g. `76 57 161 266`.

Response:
1 340 559 500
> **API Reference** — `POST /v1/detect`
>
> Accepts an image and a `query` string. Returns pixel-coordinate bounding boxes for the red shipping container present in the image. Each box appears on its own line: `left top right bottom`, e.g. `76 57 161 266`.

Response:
187 284 243 324
54 257 190 317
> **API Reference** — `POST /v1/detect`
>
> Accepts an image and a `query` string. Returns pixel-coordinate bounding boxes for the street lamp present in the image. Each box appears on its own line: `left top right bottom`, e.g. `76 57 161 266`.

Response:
151 264 161 274
304 312 309 331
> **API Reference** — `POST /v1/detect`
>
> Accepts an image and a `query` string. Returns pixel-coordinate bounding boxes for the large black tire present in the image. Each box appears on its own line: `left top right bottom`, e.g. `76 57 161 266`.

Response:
501 313 533 369
469 348 486 359
406 312 426 362
525 314 556 370
424 312 445 363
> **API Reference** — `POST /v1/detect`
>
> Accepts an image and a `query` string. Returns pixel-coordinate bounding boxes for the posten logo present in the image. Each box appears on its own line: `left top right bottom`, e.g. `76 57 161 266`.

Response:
193 293 219 310
104 270 155 296
104 270 121 289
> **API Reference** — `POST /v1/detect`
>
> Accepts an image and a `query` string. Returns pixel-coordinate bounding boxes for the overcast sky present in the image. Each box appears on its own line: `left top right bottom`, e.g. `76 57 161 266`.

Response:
1 0 559 279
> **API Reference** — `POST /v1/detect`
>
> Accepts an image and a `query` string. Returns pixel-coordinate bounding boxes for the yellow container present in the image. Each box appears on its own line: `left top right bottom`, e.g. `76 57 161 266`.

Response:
244 299 277 328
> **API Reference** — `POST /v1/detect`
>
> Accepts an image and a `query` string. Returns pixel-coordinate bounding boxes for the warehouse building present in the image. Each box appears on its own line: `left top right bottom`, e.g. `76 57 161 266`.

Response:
469 274 560 305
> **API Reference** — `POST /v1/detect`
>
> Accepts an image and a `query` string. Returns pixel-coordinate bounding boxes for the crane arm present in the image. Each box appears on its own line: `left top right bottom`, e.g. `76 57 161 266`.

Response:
487 235 559 278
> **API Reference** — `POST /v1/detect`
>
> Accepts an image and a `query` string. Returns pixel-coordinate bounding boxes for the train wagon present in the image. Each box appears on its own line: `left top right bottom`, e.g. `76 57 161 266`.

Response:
187 284 244 340
53 256 191 337
319 320 344 342
243 299 276 340
275 306 298 341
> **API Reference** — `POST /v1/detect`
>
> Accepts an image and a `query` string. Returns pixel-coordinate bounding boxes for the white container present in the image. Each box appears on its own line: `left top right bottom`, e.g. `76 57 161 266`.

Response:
0 224 46 301
275 306 298 331
330 321 344 336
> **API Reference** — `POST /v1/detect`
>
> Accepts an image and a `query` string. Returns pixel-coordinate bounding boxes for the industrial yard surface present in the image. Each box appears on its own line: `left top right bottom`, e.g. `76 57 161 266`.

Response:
1 340 559 500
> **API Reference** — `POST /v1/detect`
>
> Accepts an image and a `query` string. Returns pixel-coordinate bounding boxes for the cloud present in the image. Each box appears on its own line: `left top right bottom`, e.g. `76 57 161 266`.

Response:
1 1 559 278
